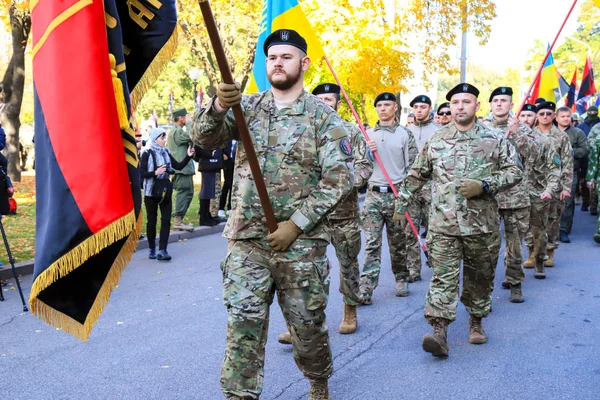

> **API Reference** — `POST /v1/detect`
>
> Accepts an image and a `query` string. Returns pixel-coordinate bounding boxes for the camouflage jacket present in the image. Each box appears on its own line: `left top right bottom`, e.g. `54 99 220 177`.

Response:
491 118 531 209
329 120 373 220
167 124 195 175
535 125 574 194
190 90 354 240
406 118 440 152
586 137 600 183
397 122 522 236
588 123 600 150
524 130 561 201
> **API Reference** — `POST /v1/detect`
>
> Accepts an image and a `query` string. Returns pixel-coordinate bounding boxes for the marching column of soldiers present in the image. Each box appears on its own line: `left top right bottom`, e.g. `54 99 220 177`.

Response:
189 29 599 400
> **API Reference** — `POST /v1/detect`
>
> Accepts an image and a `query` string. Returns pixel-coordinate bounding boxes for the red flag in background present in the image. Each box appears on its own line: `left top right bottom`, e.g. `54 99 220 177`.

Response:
578 56 596 100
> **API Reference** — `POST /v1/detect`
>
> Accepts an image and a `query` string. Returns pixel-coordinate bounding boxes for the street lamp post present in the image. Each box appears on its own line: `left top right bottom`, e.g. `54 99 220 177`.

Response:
188 68 201 108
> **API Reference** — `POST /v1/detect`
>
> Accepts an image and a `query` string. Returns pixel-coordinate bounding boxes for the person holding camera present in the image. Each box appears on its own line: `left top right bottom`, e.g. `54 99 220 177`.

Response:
140 128 194 260
194 144 224 226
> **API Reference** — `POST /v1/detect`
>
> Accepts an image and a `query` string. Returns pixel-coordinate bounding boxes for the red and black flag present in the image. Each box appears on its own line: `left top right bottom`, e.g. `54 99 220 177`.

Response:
31 0 177 341
565 70 578 111
578 56 596 100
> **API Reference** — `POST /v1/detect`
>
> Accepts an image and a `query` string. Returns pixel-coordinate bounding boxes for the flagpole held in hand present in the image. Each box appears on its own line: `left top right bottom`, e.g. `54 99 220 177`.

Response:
198 0 277 233
323 55 429 259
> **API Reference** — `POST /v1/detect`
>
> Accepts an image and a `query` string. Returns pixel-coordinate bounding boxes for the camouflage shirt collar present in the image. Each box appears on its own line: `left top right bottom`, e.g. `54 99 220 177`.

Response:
262 89 307 115
374 120 399 133
490 117 509 128
448 121 484 139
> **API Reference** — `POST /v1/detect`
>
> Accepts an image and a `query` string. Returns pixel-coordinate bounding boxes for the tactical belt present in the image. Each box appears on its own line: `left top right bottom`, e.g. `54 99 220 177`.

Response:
369 185 393 193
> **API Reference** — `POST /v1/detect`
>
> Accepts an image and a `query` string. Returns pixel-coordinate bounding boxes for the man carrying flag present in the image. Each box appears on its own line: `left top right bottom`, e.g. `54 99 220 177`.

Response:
191 30 353 399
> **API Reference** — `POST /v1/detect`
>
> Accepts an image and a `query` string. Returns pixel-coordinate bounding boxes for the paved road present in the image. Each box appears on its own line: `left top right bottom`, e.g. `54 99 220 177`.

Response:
1 208 599 400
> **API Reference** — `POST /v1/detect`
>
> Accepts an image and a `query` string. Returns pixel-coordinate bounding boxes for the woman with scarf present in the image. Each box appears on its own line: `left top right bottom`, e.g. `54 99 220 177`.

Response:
140 128 194 260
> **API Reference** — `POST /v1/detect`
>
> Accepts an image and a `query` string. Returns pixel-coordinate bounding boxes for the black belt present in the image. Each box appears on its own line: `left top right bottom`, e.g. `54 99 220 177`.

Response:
370 185 393 193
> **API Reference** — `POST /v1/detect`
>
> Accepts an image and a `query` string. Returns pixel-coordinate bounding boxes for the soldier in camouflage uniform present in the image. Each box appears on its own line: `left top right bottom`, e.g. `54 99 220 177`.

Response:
396 83 522 358
586 135 600 243
588 123 600 216
277 83 372 342
489 87 532 302
532 102 573 269
406 95 440 281
190 30 353 400
167 108 195 232
359 92 417 303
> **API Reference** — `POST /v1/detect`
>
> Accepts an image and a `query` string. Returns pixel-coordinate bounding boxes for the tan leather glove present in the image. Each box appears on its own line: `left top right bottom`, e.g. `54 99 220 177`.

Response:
217 82 242 109
393 199 407 225
267 220 302 252
459 179 484 199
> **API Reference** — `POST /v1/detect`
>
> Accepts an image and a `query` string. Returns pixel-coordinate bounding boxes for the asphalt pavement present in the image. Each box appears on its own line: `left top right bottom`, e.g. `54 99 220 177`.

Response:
1 208 599 400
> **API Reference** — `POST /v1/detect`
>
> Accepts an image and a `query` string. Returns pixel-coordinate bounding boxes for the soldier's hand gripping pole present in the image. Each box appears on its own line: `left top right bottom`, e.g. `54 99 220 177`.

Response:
323 55 429 259
198 0 277 233
506 0 579 139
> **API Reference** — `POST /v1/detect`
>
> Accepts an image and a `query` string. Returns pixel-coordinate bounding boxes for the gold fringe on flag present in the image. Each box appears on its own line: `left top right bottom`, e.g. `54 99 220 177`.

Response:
109 53 130 129
130 27 179 109
29 210 142 342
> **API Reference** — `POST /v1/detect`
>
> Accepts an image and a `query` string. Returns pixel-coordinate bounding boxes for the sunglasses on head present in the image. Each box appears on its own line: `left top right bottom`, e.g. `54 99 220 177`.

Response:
437 111 451 116
538 111 554 117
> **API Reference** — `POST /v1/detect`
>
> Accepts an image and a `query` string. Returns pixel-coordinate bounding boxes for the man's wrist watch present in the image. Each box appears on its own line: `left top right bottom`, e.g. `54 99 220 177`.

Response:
481 180 490 193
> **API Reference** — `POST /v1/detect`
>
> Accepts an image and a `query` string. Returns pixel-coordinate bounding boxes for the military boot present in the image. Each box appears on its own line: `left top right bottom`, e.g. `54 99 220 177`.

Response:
173 215 194 232
396 280 409 297
339 304 357 334
308 378 330 400
468 315 487 344
523 248 535 268
534 262 546 279
422 319 449 357
544 249 555 267
594 233 600 244
509 283 524 303
277 331 292 345
501 280 510 289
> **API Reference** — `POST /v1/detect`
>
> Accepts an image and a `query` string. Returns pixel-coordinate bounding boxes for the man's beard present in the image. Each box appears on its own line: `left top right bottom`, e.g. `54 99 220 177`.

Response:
268 63 302 91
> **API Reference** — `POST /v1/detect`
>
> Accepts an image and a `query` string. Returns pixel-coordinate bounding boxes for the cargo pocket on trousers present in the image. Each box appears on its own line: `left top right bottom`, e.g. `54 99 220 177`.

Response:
279 264 327 312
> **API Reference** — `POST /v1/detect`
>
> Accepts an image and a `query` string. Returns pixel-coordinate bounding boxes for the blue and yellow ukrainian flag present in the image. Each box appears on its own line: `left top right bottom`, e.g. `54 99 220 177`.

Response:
247 0 325 93
531 46 561 103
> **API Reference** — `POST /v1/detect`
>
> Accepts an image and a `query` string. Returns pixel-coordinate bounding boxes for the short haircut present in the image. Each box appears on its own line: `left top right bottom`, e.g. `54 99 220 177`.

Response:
557 106 571 115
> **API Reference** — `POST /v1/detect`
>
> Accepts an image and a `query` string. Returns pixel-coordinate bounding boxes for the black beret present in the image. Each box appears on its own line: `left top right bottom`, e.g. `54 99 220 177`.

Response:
446 83 480 101
437 102 450 112
522 104 538 113
534 97 546 105
312 83 340 96
374 92 396 106
410 95 431 107
172 108 188 118
489 86 513 102
263 29 307 56
537 101 556 112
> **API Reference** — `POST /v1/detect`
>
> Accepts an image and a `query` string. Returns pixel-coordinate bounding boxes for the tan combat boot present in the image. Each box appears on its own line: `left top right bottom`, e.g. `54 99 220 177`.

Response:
544 249 555 267
469 315 487 344
173 215 185 231
523 247 535 268
308 378 330 400
339 304 358 334
277 331 292 345
509 283 524 303
422 319 449 357
534 262 546 279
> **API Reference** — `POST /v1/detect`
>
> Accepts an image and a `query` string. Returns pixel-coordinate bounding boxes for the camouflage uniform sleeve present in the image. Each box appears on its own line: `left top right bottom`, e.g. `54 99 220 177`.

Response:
543 144 561 195
588 125 600 149
397 141 432 210
189 97 241 150
587 140 600 182
560 136 574 193
507 124 533 161
406 128 419 166
480 138 523 194
289 114 353 233
349 124 373 188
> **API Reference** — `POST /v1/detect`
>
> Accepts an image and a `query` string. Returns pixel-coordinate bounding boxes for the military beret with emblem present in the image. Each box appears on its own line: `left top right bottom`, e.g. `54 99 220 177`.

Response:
172 108 188 118
312 83 340 96
489 86 513 102
537 101 556 112
446 83 480 101
522 104 537 113
374 92 397 106
410 95 432 107
263 29 307 56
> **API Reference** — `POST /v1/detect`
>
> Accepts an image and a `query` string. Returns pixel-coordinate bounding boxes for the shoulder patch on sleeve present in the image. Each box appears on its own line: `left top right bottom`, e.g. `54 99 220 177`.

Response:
554 154 561 167
368 148 375 162
339 138 353 156
329 127 348 141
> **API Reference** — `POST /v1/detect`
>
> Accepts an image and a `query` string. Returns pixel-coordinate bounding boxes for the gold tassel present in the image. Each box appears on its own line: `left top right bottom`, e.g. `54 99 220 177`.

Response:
109 54 130 130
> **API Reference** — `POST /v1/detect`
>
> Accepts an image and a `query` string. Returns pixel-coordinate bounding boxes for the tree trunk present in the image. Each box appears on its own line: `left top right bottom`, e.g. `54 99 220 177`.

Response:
1 6 31 182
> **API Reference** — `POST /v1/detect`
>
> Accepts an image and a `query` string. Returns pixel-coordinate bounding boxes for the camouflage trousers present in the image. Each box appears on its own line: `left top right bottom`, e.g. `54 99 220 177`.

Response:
359 190 410 300
416 181 432 231
525 199 551 266
210 171 223 216
326 217 362 306
547 199 565 250
424 231 501 324
499 207 529 285
220 239 332 399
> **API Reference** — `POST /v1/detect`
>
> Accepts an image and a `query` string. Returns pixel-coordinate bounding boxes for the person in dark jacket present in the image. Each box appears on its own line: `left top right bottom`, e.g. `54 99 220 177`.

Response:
577 106 599 136
193 144 223 226
140 128 194 260
218 139 237 217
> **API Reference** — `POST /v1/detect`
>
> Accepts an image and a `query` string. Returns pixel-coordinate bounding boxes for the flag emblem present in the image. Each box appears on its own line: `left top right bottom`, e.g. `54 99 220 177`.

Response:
339 138 353 156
